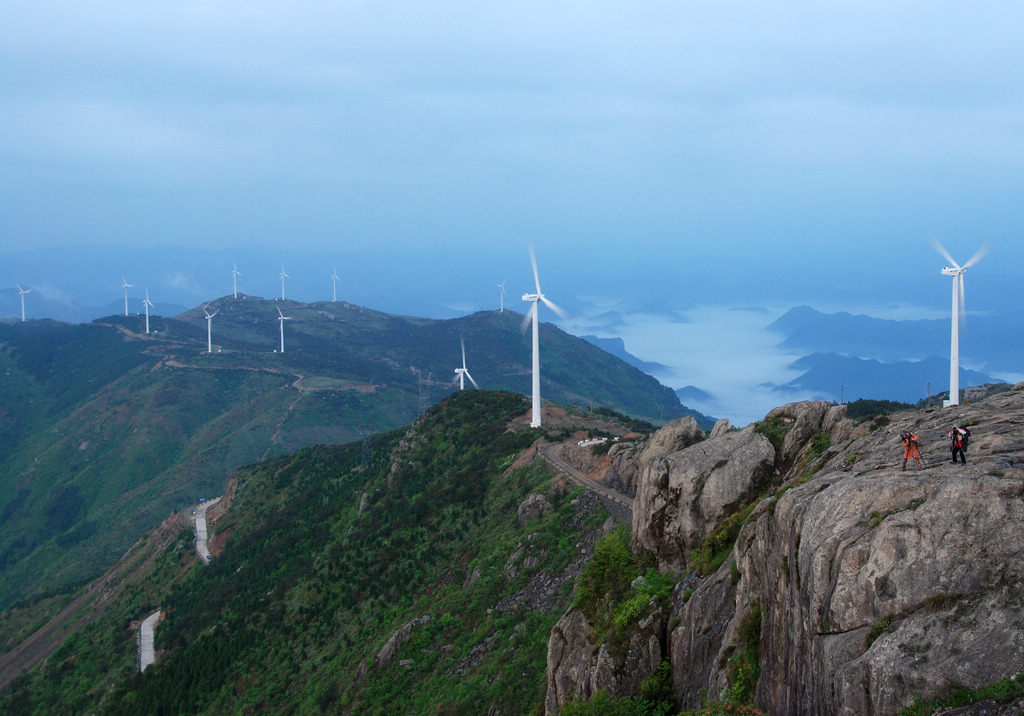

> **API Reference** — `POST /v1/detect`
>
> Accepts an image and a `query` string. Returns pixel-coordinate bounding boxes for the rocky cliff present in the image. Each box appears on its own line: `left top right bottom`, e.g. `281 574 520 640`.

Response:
546 388 1024 715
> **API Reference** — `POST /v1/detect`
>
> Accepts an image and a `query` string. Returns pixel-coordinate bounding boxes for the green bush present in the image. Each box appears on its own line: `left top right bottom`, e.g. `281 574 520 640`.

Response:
753 416 788 452
690 502 757 576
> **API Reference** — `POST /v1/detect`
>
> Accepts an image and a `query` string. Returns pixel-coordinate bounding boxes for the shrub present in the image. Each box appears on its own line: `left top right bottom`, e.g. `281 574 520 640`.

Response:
690 502 757 576
809 429 830 459
753 416 788 452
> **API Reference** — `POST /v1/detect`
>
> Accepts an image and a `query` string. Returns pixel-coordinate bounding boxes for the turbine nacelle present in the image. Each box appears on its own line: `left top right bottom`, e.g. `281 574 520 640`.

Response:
940 267 964 277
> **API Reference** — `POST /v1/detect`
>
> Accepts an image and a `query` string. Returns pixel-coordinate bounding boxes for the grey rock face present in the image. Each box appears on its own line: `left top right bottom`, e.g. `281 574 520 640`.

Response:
732 389 1024 714
668 572 738 710
709 418 733 439
544 606 664 713
632 426 775 572
518 493 551 525
764 401 833 465
374 615 431 667
553 390 1024 715
639 416 705 463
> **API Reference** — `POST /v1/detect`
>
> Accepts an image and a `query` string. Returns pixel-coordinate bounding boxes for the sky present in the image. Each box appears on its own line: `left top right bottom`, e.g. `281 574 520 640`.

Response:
2 1 1023 423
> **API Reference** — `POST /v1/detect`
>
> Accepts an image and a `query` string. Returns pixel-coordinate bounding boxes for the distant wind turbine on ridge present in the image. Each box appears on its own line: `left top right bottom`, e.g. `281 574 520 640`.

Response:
930 238 992 408
232 263 241 299
17 285 30 322
121 277 132 316
521 245 567 428
277 306 291 353
279 265 289 301
331 267 340 302
203 306 218 353
143 290 154 335
454 338 480 390
498 281 506 312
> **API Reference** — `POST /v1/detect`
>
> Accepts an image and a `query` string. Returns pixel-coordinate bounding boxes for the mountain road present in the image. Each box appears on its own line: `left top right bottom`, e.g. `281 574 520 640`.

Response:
540 442 634 521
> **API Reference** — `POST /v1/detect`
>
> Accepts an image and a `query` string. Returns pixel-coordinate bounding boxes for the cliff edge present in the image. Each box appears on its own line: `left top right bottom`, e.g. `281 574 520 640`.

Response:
546 387 1024 715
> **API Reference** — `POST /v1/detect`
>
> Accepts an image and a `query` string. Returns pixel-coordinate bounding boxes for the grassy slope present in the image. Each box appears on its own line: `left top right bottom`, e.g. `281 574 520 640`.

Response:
0 390 609 714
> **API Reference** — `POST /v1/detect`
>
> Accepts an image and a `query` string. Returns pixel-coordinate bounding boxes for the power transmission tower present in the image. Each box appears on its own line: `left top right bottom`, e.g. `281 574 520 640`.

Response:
418 371 433 415
358 424 374 466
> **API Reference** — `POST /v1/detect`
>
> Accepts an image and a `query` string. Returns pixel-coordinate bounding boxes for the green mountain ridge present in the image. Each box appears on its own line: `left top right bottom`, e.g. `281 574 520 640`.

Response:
0 298 707 609
1 390 617 714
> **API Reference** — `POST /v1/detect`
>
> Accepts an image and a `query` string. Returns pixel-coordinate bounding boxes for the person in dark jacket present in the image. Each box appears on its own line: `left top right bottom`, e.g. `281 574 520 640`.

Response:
948 424 970 464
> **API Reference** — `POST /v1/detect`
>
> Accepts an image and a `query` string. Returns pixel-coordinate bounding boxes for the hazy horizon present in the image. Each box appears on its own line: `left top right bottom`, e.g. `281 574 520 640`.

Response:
3 2 1022 422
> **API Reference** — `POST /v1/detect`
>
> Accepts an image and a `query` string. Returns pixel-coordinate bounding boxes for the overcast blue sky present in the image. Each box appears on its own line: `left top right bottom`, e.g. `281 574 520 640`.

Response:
2 2 1022 422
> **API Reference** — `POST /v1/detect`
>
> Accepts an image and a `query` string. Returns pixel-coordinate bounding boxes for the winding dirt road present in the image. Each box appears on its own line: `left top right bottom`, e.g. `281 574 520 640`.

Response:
540 442 634 520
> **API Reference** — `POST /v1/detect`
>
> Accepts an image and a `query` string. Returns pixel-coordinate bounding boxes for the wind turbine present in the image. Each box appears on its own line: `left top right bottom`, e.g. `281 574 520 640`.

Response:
121 277 132 316
454 338 480 390
279 265 289 301
276 306 291 353
203 306 218 353
330 267 340 302
520 245 567 427
930 238 992 407
232 263 241 299
17 285 30 322
143 290 154 335
498 281 506 312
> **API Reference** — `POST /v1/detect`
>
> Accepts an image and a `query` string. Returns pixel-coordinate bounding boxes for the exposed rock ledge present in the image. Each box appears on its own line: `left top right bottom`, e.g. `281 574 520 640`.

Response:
547 389 1024 715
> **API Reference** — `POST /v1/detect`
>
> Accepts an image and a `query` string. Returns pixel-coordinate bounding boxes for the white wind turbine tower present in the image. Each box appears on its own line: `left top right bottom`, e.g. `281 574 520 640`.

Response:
121 277 132 316
276 306 291 353
521 245 567 428
232 263 241 299
498 281 506 312
930 238 992 408
279 265 289 301
203 306 218 353
454 338 480 390
143 290 154 334
330 267 340 302
17 285 30 322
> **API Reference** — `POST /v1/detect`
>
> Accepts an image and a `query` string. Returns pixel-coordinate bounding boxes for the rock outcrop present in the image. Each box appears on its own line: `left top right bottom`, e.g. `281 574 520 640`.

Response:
547 391 1024 715
375 615 431 667
632 425 775 572
545 606 665 712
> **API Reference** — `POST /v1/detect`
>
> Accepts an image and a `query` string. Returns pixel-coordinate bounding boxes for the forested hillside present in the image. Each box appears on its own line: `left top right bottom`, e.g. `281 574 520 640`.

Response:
0 300 705 610
0 391 615 714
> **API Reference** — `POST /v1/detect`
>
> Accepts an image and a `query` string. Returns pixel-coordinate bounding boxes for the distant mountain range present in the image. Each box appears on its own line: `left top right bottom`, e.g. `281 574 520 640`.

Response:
579 335 668 374
769 305 1021 375
763 352 999 404
763 306 1014 404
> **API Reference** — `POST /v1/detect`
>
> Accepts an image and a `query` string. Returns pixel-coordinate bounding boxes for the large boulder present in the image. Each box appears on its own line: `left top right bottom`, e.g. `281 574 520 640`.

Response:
764 401 833 465
639 416 705 463
545 606 664 713
632 426 775 572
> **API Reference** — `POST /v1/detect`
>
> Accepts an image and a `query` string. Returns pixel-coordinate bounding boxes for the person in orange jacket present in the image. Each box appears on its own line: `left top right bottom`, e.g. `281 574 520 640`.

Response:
900 430 922 471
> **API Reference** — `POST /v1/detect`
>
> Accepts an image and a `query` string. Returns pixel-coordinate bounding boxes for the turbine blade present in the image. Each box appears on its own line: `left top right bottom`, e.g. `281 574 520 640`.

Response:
529 244 541 294
466 371 480 389
461 338 467 368
929 237 959 268
277 307 284 318
963 241 993 269
519 305 535 334
540 296 568 321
